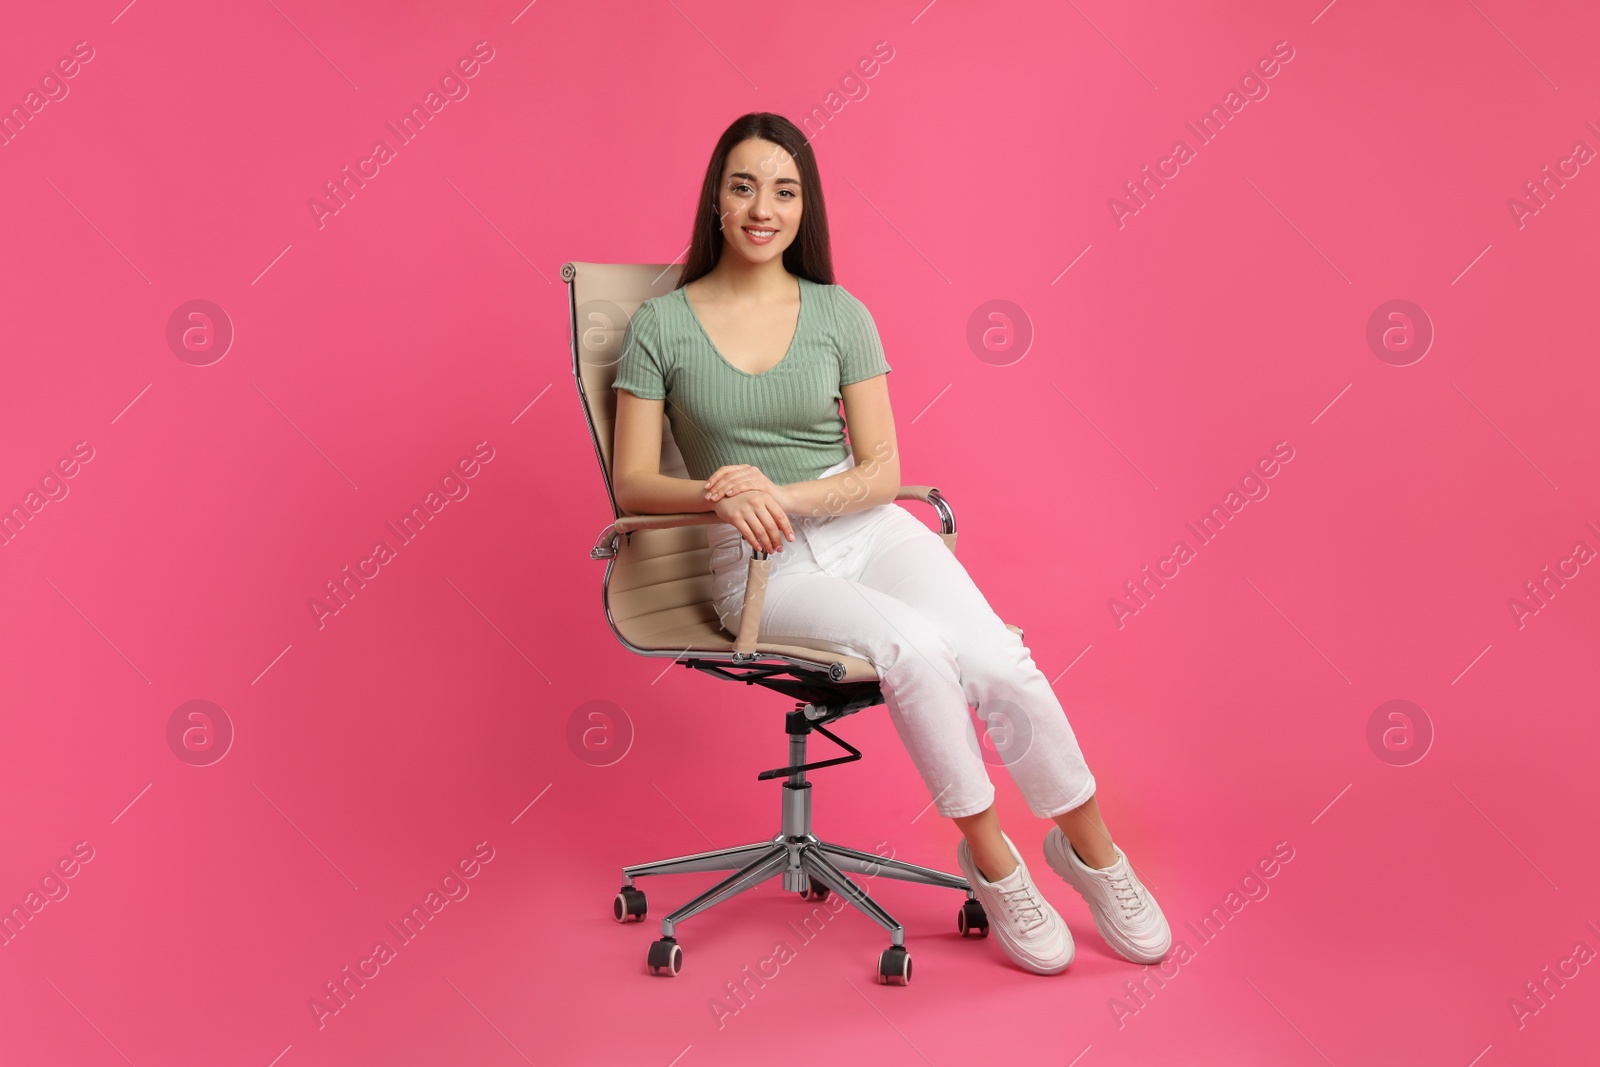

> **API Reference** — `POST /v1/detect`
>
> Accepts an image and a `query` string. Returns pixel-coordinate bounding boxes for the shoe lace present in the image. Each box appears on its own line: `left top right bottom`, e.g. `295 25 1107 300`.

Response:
1107 868 1147 919
998 883 1048 932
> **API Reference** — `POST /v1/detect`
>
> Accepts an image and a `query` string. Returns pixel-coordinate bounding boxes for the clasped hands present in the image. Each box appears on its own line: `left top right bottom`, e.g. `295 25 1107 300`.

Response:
703 464 795 555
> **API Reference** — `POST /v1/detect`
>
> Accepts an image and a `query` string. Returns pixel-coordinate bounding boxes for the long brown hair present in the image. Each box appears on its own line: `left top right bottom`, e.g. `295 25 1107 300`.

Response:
678 112 834 289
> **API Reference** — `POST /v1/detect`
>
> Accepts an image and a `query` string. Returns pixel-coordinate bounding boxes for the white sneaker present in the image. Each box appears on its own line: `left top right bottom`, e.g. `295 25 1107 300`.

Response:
956 831 1074 975
1043 827 1171 965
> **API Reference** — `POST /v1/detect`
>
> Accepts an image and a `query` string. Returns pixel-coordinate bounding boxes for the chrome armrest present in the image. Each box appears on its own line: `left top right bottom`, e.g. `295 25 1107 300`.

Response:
590 511 720 560
895 485 957 552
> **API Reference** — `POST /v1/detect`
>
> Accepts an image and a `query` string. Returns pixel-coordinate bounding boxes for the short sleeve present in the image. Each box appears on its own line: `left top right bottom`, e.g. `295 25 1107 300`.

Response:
832 286 892 385
612 300 667 400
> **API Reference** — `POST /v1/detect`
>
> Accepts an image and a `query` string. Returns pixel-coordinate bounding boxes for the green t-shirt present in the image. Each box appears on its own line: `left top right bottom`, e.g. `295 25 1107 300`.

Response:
612 275 892 487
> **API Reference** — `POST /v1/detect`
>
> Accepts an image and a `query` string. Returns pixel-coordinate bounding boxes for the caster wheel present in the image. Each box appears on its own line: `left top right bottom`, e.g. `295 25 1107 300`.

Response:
877 945 912 986
798 879 830 902
613 886 647 923
958 898 989 938
647 937 683 976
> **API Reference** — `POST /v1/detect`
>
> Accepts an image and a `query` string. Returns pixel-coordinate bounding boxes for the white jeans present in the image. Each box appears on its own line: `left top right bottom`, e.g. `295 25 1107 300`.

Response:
707 456 1097 820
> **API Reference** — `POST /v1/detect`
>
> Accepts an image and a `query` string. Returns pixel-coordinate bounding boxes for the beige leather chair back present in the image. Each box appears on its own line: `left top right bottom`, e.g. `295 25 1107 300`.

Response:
567 260 689 511
565 260 733 652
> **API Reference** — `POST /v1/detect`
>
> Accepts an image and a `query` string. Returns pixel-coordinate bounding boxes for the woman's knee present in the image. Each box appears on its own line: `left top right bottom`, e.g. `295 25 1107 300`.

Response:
958 637 1044 697
877 610 961 680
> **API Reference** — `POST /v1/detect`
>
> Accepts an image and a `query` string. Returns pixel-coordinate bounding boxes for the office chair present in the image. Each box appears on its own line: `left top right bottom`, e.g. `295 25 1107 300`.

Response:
566 261 1030 985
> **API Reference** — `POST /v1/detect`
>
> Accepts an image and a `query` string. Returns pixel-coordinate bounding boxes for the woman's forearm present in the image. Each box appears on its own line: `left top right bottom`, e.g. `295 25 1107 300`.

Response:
781 452 901 519
615 471 719 516
617 443 902 518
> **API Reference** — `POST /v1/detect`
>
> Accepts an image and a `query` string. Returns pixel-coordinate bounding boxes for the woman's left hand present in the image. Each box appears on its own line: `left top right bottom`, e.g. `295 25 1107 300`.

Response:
705 464 789 511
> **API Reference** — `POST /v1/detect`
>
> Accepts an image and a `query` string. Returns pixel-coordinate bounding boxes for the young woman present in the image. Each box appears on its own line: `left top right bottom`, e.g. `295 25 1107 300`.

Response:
610 112 1171 975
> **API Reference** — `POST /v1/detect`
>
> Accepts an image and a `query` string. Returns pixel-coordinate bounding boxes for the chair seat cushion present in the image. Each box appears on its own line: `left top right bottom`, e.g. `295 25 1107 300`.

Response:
639 617 882 682
634 617 1026 685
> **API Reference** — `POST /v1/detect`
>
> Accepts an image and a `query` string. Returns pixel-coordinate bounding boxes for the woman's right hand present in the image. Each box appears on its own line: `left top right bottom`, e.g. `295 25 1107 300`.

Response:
713 490 795 554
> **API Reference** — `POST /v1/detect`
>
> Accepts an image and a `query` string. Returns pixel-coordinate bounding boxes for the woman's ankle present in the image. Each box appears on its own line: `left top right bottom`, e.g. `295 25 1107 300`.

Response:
975 852 1017 882
953 804 1017 881
1069 839 1117 869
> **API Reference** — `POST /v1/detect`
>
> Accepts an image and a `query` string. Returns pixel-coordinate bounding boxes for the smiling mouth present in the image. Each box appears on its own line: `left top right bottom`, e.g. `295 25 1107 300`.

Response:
743 227 776 237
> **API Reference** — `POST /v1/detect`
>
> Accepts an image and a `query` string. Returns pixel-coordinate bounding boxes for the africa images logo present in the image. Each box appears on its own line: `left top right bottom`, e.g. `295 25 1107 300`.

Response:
308 441 496 629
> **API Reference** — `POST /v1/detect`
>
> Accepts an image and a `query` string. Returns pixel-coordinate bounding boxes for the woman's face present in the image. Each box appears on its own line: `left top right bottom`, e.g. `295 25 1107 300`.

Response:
716 137 802 266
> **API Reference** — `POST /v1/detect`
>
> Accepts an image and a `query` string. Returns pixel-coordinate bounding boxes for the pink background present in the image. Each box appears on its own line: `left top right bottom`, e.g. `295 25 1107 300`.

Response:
3 0 1597 1063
